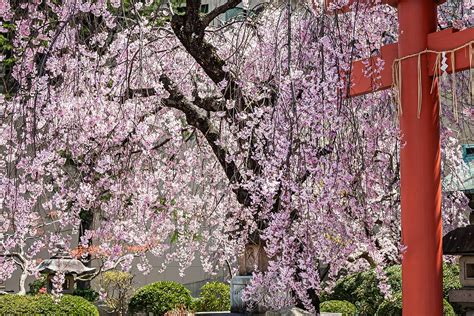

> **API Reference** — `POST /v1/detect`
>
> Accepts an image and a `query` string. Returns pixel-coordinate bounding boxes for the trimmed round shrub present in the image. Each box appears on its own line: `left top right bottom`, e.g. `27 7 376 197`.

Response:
128 281 192 315
195 282 230 312
320 300 356 316
0 294 99 315
376 292 455 316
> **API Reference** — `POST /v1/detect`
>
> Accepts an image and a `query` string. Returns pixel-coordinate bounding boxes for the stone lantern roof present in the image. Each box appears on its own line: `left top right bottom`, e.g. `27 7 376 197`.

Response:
36 244 96 276
443 224 474 255
443 160 474 255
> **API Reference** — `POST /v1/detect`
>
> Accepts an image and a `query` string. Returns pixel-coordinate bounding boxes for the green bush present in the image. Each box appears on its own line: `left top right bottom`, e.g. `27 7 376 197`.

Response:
27 276 47 295
442 263 461 298
376 292 455 316
128 281 192 315
189 297 202 312
73 288 99 302
324 263 461 315
323 268 383 315
0 294 99 315
320 300 356 316
194 282 230 312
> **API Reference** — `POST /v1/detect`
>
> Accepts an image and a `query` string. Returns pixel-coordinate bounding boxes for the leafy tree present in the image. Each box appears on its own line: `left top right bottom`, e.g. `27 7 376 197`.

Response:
98 270 134 315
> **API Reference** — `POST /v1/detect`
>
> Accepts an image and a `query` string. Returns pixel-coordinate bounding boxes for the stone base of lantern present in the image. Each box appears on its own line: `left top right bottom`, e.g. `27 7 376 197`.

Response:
449 288 474 315
230 276 252 314
230 276 268 314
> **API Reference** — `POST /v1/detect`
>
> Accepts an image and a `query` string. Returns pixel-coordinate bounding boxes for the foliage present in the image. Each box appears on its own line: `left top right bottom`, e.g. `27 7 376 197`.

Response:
0 294 99 315
322 268 382 315
442 262 461 298
325 263 461 315
189 297 202 312
376 292 455 316
99 270 134 315
129 281 192 315
320 300 356 316
27 276 47 295
73 287 100 302
193 282 230 312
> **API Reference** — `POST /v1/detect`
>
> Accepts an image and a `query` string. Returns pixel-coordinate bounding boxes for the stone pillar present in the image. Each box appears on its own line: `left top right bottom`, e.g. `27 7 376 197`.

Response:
230 275 252 313
230 243 269 313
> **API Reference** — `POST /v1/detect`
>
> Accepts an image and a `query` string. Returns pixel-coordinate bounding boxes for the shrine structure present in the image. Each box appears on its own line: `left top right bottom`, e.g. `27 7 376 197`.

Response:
324 0 474 314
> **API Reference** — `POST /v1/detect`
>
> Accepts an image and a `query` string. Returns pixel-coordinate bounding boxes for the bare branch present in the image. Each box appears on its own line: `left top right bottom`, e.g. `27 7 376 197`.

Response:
130 137 171 155
202 0 242 27
121 87 158 103
0 252 26 269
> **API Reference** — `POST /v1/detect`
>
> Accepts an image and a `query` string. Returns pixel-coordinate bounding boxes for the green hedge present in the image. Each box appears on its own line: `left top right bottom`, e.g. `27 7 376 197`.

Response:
0 294 99 315
323 263 460 315
73 288 99 302
193 282 230 312
376 292 455 316
320 300 356 316
128 281 192 315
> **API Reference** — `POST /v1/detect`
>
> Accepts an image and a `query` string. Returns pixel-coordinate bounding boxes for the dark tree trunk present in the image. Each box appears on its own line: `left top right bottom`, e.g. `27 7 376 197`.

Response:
76 210 93 290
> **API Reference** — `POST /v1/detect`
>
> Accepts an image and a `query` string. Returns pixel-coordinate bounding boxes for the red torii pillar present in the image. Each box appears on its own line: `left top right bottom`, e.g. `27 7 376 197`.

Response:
325 0 474 315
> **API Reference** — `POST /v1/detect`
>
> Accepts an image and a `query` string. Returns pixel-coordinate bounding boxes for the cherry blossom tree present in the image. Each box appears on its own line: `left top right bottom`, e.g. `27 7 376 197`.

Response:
0 0 472 311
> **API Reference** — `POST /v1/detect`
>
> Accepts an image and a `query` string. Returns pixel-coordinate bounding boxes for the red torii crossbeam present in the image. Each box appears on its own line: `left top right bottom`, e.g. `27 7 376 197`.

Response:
325 0 474 315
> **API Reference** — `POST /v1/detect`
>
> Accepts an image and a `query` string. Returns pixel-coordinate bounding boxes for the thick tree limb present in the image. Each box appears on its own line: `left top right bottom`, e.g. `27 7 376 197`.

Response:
170 10 251 112
159 74 250 206
186 0 202 21
121 87 158 103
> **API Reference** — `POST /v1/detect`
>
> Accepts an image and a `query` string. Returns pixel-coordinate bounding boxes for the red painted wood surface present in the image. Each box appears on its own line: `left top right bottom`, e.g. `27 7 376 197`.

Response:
347 43 398 97
324 0 447 12
427 28 474 75
346 28 473 97
397 1 442 315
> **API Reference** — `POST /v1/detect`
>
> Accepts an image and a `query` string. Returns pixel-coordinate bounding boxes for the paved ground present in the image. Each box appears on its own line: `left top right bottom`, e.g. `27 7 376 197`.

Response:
195 313 244 316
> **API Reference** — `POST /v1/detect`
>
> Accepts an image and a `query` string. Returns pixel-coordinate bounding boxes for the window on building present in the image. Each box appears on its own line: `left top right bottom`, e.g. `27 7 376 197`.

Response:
225 7 245 21
463 144 474 163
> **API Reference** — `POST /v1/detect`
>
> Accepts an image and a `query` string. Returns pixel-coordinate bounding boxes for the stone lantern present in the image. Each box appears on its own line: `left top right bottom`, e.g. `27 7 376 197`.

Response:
36 244 95 294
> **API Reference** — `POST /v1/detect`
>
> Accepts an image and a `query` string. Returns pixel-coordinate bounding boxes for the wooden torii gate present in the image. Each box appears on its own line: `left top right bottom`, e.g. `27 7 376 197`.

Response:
324 0 474 315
